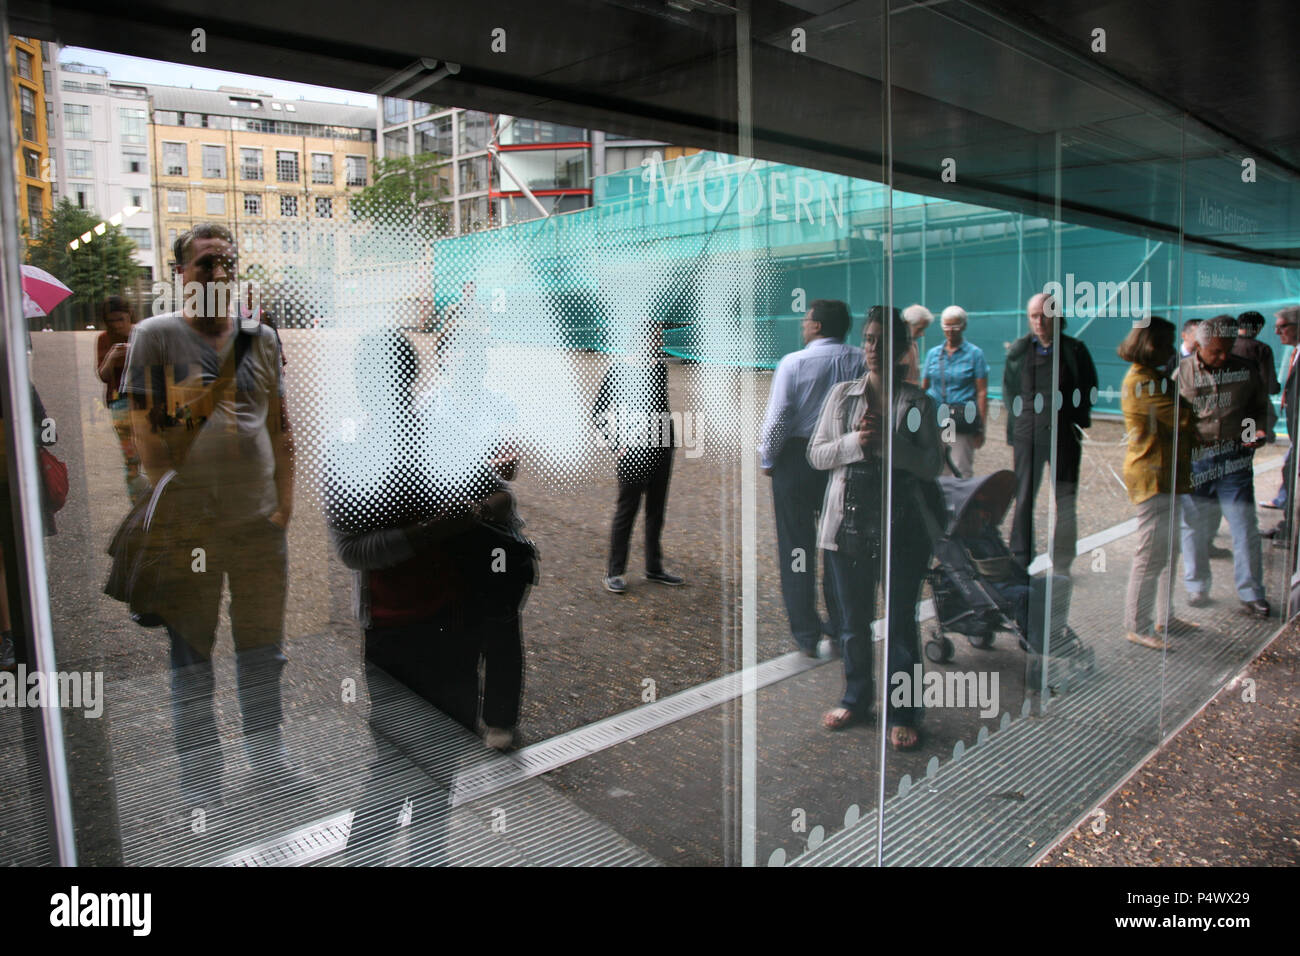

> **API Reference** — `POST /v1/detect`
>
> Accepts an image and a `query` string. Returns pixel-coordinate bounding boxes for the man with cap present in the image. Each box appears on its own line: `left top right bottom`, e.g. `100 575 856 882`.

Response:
922 305 989 478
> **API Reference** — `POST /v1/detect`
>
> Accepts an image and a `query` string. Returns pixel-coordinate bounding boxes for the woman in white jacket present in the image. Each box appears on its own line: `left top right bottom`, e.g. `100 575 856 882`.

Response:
809 306 943 749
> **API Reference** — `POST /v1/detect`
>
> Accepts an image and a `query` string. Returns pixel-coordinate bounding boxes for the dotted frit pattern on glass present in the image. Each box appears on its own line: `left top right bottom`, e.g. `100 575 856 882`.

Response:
256 208 777 533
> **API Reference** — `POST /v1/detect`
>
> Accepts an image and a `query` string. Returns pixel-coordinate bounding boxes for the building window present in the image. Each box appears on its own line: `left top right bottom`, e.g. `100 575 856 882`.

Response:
19 88 37 141
119 107 148 144
206 193 226 215
67 149 92 178
311 153 333 185
414 116 453 158
167 189 187 214
315 196 332 219
125 227 152 249
276 150 299 183
383 129 410 158
382 97 409 125
163 143 187 177
64 103 91 138
74 185 93 210
27 186 43 237
459 112 492 153
167 228 178 250
17 50 33 80
23 150 40 179
458 155 489 193
345 156 367 187
128 190 147 211
244 194 262 216
202 145 227 179
155 110 179 125
122 148 146 174
280 195 298 218
240 148 263 180
43 70 52 95
280 231 301 253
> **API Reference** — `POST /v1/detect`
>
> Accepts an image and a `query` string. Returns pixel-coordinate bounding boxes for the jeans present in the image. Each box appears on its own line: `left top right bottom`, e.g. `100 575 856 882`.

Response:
1180 451 1263 601
771 439 840 653
165 516 289 788
824 533 928 727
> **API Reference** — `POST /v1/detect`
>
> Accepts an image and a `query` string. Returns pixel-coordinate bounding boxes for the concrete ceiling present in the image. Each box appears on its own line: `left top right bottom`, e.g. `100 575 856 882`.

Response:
10 0 1299 264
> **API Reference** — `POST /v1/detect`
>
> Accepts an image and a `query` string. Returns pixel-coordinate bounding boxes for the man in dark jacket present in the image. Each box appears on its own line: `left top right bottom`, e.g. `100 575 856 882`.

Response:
1003 292 1099 573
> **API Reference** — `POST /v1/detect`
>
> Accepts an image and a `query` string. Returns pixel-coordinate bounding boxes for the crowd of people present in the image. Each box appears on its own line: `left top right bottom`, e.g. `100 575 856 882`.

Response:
762 294 1296 749
56 221 1295 836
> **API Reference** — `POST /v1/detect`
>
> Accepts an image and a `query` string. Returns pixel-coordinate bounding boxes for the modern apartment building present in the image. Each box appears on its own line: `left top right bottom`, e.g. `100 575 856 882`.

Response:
7 34 52 249
377 99 697 233
147 84 376 279
46 61 155 277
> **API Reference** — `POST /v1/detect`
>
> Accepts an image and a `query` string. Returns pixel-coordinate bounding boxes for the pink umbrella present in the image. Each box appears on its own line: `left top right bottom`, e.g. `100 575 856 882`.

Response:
20 265 73 318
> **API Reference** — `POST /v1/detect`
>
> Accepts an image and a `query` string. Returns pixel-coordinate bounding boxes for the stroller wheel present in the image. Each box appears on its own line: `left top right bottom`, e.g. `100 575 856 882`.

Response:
925 636 955 663
967 632 995 650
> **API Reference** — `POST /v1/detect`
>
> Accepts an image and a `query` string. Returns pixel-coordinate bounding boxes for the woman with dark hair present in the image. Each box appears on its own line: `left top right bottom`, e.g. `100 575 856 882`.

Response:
1119 316 1197 649
809 306 943 749
96 295 148 502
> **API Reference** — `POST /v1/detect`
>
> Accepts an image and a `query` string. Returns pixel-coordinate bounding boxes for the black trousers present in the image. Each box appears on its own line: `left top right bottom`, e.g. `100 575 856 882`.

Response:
1010 430 1082 571
607 448 674 577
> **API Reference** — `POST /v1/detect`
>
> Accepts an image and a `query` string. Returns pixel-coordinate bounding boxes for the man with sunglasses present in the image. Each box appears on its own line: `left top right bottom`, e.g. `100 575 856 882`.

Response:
123 223 298 806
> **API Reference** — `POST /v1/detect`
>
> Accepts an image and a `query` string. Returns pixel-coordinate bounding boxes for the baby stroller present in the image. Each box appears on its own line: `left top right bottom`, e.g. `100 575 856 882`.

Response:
923 470 1095 691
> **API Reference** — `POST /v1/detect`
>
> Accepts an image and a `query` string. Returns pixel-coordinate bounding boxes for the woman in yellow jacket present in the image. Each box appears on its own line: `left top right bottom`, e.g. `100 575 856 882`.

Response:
1119 317 1197 650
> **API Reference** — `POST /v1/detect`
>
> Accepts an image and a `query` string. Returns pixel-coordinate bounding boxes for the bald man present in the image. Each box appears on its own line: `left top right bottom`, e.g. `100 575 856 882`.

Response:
1002 293 1098 573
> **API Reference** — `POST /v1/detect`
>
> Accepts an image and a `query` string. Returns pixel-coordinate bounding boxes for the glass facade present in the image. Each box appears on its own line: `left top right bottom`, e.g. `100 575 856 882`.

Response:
2 3 1297 872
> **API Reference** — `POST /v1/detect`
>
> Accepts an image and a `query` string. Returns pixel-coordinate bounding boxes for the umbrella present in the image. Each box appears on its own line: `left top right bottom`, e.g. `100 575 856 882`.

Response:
20 265 73 318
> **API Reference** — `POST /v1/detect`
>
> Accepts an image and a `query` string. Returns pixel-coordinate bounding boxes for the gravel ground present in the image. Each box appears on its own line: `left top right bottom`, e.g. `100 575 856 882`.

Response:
1040 620 1300 866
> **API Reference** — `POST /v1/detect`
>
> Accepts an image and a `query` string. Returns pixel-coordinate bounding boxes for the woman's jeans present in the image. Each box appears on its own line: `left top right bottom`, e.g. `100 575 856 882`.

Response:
824 533 929 728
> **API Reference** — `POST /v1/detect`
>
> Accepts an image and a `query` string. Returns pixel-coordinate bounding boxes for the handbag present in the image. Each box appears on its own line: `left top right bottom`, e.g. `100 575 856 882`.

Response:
38 447 68 512
104 331 252 627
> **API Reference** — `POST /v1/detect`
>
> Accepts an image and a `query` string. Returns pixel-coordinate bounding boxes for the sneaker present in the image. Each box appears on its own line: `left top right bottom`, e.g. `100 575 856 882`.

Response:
1206 543 1233 558
604 575 627 594
644 570 685 586
1260 498 1282 510
484 727 515 751
816 637 838 660
0 634 15 671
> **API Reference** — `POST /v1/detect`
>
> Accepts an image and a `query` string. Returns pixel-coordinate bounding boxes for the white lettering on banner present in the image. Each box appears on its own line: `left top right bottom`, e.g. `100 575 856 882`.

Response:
641 152 844 228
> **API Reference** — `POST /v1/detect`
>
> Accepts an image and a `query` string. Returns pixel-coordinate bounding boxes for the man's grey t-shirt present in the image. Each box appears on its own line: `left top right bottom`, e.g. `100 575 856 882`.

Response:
122 312 283 521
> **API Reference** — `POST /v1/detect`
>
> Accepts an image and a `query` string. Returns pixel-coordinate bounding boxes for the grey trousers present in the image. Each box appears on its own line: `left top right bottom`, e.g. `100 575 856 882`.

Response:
1125 493 1179 635
949 433 978 478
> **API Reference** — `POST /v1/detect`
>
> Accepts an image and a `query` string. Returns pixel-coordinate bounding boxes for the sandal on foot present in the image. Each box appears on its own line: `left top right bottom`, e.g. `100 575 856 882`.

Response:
822 707 858 731
889 725 921 751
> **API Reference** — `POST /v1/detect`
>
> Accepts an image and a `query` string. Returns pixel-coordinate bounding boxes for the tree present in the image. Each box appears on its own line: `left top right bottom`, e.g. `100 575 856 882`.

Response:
348 153 450 241
25 199 142 329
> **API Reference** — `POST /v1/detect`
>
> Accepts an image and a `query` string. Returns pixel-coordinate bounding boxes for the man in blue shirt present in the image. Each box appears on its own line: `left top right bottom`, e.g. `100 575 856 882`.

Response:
921 305 989 478
758 300 864 656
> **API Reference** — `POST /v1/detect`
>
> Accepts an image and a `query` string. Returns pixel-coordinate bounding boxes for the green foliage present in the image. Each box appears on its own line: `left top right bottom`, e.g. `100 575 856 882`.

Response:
348 152 450 240
25 199 142 327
